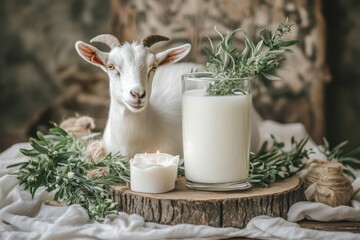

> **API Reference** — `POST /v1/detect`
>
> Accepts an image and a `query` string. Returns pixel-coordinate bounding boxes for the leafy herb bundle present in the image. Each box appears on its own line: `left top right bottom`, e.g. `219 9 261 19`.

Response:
8 125 130 221
204 20 299 96
249 135 311 187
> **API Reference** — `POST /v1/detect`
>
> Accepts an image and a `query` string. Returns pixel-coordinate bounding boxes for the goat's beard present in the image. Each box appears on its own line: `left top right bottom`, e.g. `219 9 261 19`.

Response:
110 96 146 115
123 99 147 113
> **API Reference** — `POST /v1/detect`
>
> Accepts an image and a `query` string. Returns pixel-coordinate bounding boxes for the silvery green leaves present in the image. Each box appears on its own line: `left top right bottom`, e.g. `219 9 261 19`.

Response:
249 135 311 187
207 26 241 72
204 20 299 96
206 79 249 96
259 21 299 50
7 124 129 222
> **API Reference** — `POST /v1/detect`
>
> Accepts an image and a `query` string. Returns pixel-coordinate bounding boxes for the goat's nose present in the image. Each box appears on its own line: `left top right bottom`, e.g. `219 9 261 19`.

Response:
130 89 146 100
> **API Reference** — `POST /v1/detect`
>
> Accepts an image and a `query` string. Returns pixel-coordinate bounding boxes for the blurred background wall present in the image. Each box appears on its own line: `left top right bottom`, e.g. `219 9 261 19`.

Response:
323 1 360 151
0 0 359 151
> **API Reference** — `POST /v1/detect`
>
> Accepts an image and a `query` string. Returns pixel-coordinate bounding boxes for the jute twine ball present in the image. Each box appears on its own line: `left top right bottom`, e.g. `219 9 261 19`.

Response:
60 116 110 178
83 138 109 178
87 167 109 178
305 160 353 207
85 140 108 162
60 116 95 137
84 140 109 178
305 159 328 188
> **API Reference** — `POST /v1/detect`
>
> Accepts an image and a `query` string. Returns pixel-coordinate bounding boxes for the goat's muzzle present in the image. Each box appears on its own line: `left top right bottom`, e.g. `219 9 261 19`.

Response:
130 89 146 100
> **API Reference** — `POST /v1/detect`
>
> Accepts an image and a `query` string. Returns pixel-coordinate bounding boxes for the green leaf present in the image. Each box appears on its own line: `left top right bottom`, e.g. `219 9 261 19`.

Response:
213 26 224 40
207 36 215 52
20 148 41 157
254 40 264 55
7 161 27 169
268 49 287 55
36 131 46 142
29 138 49 154
49 125 69 136
340 157 360 165
346 146 360 157
243 32 255 56
259 28 272 46
261 72 281 81
343 168 356 180
276 40 300 47
283 49 294 53
241 44 250 62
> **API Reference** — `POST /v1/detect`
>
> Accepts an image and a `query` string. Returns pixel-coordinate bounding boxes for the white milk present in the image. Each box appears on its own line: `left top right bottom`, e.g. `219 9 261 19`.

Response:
182 89 251 184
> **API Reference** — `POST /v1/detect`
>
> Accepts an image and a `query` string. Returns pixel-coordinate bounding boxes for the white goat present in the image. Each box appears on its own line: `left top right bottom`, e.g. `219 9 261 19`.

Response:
75 34 260 158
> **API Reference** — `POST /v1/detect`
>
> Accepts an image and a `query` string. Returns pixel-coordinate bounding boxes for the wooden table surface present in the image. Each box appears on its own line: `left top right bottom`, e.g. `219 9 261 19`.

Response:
298 220 360 233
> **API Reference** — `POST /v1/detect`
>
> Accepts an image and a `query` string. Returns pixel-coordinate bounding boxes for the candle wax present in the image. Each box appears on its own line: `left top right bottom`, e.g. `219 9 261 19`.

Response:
130 153 179 193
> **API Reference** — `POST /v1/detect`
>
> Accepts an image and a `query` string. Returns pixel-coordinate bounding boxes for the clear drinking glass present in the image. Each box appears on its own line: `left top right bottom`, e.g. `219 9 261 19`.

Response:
182 73 252 191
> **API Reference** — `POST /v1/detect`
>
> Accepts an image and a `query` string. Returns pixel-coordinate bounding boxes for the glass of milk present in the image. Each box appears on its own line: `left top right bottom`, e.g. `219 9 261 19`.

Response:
182 73 252 191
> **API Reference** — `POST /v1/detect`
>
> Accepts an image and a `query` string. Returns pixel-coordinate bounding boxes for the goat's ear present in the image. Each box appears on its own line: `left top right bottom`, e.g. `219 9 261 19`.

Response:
155 44 191 66
75 41 108 70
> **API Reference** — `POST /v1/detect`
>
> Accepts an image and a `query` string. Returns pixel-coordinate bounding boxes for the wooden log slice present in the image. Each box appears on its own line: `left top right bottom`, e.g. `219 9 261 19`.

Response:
109 176 305 228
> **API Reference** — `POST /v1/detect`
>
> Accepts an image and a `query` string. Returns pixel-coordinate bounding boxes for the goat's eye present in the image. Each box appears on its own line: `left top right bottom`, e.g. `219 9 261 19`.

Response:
108 64 115 70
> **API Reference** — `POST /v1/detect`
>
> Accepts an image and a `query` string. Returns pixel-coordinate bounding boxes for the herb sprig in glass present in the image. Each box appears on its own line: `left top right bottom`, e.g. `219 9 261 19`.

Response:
204 20 299 96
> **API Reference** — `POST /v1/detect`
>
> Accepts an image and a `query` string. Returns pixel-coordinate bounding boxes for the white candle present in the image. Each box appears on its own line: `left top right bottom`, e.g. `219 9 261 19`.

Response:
182 89 251 183
130 152 179 193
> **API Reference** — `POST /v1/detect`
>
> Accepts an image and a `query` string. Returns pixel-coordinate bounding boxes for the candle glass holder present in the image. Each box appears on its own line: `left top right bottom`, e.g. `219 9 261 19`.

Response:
182 73 252 191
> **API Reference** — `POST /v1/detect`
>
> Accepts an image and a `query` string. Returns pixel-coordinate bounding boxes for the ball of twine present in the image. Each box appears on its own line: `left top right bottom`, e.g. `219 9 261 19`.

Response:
84 140 109 178
305 159 328 188
85 140 108 163
305 160 353 207
60 116 95 137
87 167 109 178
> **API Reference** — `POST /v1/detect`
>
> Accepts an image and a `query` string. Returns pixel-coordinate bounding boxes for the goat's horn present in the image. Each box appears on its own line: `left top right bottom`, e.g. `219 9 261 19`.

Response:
141 35 169 48
90 34 120 49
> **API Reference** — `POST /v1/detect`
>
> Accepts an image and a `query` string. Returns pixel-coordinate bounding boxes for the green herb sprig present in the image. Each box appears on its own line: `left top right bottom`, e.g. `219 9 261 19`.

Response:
8 124 130 222
319 138 360 179
249 135 311 187
204 20 299 96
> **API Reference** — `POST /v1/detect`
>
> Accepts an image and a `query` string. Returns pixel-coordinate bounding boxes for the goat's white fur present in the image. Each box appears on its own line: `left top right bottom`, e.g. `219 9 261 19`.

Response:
104 62 202 158
75 36 261 159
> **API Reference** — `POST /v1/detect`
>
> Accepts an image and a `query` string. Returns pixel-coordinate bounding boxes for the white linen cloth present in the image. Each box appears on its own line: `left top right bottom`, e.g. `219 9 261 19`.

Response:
1 120 360 239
